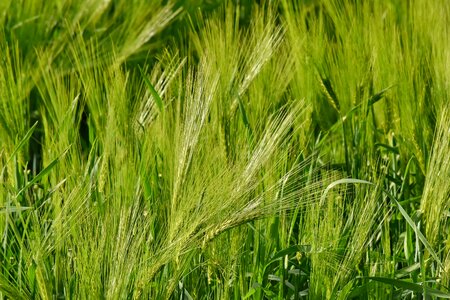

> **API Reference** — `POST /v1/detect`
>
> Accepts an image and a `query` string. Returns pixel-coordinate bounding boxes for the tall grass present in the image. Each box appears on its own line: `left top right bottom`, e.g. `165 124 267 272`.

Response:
1 0 449 299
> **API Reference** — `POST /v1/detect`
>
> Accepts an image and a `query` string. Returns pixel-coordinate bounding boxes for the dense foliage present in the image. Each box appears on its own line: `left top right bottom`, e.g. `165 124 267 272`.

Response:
0 0 449 298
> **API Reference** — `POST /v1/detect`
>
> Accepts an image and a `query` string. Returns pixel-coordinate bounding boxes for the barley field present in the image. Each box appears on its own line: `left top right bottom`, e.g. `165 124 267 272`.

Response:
0 0 449 299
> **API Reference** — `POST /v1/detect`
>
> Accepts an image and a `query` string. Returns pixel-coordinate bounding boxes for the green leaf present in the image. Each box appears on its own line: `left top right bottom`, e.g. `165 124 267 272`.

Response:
368 86 393 106
365 277 450 298
320 179 373 206
395 263 420 279
390 196 443 269
243 288 256 299
1 122 38 175
139 66 164 113
237 95 253 143
16 147 69 197
375 143 399 154
0 206 32 214
269 245 312 263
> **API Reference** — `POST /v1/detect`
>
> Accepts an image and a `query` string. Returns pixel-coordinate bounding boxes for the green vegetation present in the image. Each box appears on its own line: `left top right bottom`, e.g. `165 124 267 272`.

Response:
0 0 449 298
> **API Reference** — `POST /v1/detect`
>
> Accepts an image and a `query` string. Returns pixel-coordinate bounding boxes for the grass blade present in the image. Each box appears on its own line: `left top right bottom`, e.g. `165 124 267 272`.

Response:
365 277 450 298
1 122 38 175
16 147 69 197
139 65 164 113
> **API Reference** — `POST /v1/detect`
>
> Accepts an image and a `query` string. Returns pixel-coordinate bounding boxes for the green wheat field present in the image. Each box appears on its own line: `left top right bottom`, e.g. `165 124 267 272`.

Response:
0 0 449 299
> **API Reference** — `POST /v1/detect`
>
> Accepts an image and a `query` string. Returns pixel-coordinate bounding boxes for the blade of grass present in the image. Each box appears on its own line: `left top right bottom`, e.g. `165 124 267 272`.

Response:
1 121 38 176
139 65 164 113
15 147 70 197
365 276 450 298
